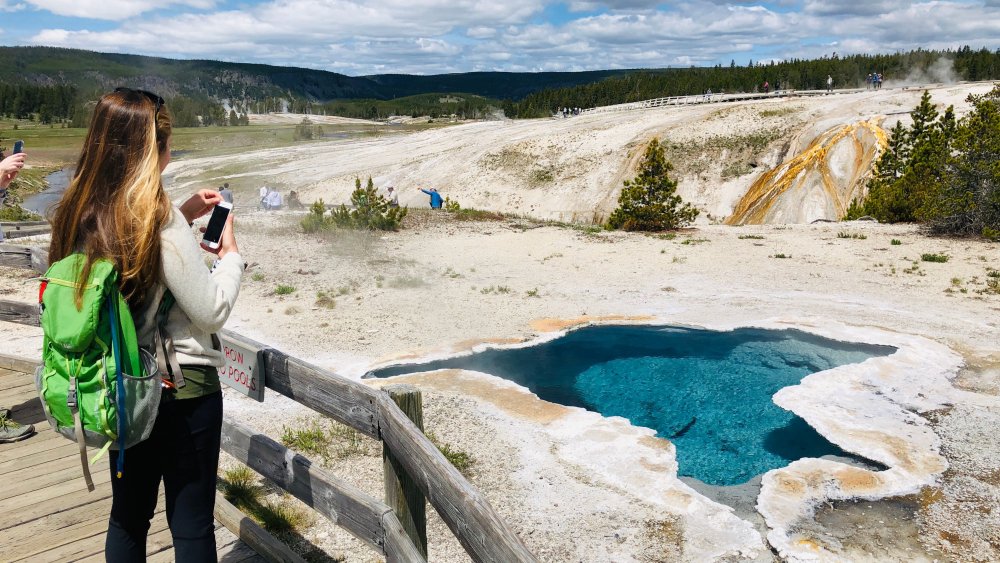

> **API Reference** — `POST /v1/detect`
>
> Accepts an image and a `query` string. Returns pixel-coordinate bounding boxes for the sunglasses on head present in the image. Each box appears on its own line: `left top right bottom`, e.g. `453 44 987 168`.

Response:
114 87 165 113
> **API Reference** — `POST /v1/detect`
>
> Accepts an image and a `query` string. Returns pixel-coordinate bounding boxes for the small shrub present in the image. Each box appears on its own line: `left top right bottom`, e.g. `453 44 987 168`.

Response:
281 424 330 458
315 291 336 309
427 432 474 475
257 501 309 534
837 231 867 240
251 272 265 282
680 238 709 245
329 423 369 458
771 253 791 259
274 284 296 295
496 285 512 294
921 253 950 263
301 178 407 232
738 234 765 240
525 288 540 298
443 196 462 212
221 465 262 509
890 239 902 245
284 306 301 315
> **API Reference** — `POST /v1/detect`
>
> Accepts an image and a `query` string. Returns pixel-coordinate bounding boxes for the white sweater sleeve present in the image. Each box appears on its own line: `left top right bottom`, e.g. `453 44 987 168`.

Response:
160 207 243 333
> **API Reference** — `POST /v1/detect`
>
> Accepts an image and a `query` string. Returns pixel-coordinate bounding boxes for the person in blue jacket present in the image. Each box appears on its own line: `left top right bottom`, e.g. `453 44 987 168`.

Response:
418 186 443 209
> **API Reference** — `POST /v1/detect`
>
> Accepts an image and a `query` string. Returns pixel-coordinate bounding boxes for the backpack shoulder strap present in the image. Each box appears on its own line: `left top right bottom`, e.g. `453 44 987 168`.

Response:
153 289 186 389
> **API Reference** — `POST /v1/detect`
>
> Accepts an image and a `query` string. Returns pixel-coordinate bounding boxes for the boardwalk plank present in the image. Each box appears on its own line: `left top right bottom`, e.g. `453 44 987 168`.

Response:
0 355 266 563
0 466 113 513
0 487 114 531
0 441 77 473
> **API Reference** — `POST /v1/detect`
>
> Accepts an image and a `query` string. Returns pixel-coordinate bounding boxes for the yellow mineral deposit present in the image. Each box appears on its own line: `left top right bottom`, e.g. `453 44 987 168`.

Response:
727 118 889 225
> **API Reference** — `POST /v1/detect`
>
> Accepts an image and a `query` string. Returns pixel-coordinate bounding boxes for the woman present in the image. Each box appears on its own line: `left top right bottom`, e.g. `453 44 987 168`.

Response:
48 88 244 562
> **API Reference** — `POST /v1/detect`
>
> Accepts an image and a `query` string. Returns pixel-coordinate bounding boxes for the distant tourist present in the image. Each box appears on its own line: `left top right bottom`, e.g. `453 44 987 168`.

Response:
826 75 833 93
418 187 443 209
219 183 233 204
866 73 872 90
876 73 883 89
287 190 303 210
763 80 769 94
262 188 282 210
386 185 399 208
259 185 268 208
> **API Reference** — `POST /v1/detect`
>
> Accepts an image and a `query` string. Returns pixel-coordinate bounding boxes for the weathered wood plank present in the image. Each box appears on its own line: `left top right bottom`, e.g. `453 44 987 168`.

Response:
376 393 536 563
0 464 112 513
220 417 389 553
382 511 428 563
383 384 427 559
0 298 39 327
2 495 112 555
2 226 52 240
0 353 41 374
0 243 47 272
0 443 77 474
214 491 307 563
0 486 113 531
0 458 107 501
0 430 65 459
221 331 379 440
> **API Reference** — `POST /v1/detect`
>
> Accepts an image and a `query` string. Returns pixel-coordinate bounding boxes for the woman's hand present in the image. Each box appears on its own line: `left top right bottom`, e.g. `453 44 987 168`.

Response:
179 189 223 224
200 214 239 259
0 153 26 190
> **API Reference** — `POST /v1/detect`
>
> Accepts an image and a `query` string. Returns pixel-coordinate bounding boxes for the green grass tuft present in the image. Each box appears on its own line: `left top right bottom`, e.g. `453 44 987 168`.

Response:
274 284 296 295
921 253 949 263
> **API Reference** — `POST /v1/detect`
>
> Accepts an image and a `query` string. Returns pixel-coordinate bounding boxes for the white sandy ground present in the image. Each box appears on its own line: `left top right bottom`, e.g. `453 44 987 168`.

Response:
3 215 998 561
2 82 999 561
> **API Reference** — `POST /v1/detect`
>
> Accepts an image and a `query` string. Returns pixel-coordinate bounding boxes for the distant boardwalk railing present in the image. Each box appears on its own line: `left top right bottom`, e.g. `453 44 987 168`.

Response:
579 88 865 116
0 242 536 563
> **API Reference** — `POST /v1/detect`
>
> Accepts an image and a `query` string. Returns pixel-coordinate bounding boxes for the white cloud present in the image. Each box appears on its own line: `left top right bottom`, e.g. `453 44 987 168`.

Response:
0 0 26 11
26 0 215 20
18 0 1000 75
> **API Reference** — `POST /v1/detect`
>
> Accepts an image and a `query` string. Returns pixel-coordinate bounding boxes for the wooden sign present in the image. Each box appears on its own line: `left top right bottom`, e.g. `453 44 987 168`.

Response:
218 334 264 401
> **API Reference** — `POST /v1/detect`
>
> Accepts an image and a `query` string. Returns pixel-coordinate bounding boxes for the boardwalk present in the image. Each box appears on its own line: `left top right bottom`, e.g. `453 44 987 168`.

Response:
0 357 264 562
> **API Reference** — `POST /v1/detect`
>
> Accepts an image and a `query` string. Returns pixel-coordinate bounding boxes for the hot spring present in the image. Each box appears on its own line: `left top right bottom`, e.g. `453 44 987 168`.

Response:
367 325 895 485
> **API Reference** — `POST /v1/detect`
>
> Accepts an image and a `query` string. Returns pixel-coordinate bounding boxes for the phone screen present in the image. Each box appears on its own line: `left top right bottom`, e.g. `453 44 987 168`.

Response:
13 140 23 154
202 204 231 245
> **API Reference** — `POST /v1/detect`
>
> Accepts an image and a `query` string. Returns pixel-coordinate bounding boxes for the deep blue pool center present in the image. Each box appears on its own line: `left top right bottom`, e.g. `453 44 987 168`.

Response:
368 325 894 486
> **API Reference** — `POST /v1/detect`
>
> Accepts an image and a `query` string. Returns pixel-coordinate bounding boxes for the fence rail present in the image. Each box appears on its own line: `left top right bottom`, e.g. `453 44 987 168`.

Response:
0 242 535 563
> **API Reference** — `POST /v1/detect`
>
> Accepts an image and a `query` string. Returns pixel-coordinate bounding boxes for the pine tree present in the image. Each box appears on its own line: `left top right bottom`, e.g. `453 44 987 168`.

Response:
929 86 1000 235
607 138 698 231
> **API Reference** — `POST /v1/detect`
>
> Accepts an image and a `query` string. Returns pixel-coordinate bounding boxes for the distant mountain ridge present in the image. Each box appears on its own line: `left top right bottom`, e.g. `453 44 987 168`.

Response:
0 46 630 102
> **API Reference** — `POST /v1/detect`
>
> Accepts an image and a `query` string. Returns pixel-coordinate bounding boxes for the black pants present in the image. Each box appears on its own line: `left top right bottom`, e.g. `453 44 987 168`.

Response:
105 391 223 562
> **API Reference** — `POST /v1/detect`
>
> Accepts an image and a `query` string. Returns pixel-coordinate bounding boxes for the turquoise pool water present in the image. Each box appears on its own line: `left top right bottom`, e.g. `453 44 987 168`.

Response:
367 326 894 485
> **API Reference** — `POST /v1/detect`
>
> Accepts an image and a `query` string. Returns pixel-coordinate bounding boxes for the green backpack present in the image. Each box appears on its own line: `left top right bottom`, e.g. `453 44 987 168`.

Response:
36 253 177 491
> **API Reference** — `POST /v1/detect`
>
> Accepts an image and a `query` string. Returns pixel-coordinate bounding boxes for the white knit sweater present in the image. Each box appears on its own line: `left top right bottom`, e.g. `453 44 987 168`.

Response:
135 207 243 367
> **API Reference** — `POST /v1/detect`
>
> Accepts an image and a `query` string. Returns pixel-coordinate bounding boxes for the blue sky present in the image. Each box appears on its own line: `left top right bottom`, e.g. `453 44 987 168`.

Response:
1 1 999 75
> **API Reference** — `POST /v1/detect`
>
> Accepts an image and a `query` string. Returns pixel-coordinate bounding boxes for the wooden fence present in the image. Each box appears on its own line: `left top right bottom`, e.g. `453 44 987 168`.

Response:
0 241 536 563
0 220 51 241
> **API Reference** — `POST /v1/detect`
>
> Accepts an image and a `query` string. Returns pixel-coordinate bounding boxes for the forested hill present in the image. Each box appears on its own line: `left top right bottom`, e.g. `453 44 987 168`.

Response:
505 46 1000 117
0 46 626 103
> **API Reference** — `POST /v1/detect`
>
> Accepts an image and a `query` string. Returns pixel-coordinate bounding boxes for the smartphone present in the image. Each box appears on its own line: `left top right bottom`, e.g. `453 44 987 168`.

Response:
13 140 23 154
201 202 232 250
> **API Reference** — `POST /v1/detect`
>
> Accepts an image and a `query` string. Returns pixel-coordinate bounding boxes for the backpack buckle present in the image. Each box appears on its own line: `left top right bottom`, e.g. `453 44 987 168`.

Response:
67 376 78 409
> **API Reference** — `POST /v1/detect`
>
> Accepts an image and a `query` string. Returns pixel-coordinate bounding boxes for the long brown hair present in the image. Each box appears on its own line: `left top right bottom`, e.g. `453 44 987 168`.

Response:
49 90 173 309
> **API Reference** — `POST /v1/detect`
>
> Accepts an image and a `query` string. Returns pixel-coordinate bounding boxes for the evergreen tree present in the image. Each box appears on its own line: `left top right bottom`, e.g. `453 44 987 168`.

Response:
607 138 698 231
929 86 1000 236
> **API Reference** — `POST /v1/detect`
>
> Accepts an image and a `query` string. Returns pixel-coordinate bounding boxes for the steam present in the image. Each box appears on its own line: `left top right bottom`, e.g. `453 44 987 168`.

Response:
885 57 960 88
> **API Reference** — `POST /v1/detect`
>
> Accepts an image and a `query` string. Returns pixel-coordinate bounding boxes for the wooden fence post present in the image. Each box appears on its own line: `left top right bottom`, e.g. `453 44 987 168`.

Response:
382 384 428 559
